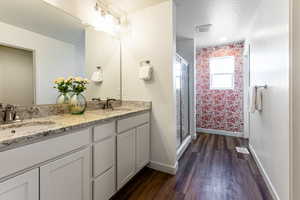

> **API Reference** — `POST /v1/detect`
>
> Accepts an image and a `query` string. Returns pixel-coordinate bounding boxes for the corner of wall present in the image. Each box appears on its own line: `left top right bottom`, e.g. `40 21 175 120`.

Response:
121 0 178 172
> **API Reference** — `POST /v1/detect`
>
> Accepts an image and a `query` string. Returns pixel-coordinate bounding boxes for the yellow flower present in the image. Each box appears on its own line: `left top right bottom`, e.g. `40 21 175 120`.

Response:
66 76 74 82
54 77 65 84
75 77 83 82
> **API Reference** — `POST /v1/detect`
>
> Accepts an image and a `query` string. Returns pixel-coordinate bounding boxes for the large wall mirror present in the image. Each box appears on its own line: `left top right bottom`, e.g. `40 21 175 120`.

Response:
0 45 34 106
0 0 121 106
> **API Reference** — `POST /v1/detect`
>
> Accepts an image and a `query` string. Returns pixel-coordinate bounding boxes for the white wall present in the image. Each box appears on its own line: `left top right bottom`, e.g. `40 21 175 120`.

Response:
85 27 121 100
176 39 196 139
248 0 290 198
292 0 300 199
43 0 102 28
0 21 83 104
122 1 177 172
0 45 34 105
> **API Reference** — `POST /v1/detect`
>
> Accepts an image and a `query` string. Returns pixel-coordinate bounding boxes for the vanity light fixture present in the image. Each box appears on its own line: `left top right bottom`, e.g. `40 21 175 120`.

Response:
93 1 122 35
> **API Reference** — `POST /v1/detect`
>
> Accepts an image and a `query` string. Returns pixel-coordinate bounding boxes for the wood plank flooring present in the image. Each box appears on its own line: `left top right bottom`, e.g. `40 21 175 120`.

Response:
111 133 273 200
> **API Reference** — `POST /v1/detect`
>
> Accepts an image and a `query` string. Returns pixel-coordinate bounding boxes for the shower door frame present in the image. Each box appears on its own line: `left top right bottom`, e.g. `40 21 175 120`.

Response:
176 54 191 154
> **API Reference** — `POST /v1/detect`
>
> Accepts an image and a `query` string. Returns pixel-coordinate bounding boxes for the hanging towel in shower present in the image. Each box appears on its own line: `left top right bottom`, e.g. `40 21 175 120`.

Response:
249 86 256 113
256 87 264 111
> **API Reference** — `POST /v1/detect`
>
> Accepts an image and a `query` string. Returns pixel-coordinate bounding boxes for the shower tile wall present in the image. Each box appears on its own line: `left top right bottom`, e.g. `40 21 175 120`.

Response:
196 41 244 133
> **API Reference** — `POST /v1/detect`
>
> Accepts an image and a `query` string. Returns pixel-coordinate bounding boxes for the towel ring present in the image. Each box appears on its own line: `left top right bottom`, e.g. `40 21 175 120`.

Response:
255 85 267 89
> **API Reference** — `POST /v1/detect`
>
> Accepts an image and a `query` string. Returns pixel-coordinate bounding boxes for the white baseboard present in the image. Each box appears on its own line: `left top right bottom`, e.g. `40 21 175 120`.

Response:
177 135 191 160
148 161 178 175
249 145 280 200
197 128 244 138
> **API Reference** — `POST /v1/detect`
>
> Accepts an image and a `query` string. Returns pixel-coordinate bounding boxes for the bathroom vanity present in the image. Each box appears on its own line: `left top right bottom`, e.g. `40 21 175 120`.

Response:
0 2 152 200
0 102 151 200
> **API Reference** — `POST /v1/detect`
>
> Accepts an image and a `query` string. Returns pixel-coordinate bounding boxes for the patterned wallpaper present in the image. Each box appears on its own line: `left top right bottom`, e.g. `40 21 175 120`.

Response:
196 41 245 133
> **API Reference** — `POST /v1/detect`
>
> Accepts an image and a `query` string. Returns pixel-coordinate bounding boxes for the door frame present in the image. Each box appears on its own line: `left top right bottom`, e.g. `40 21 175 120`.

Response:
176 54 190 144
176 54 193 160
243 43 251 138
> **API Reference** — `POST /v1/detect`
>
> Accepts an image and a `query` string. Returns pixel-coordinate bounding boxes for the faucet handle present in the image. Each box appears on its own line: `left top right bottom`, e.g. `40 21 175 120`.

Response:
28 106 40 115
14 113 21 122
5 104 14 109
92 98 101 102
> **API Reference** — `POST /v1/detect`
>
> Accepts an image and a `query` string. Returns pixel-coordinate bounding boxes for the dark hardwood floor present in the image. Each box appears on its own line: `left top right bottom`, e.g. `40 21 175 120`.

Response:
111 133 273 200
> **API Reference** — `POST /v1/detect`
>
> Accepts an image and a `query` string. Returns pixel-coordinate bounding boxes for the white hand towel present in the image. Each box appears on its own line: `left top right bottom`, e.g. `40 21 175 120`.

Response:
91 70 103 83
256 87 264 111
249 86 256 113
139 66 153 81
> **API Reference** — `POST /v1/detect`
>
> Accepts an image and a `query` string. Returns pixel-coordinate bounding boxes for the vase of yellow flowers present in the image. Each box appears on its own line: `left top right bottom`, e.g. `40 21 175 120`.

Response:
69 77 89 114
54 77 72 104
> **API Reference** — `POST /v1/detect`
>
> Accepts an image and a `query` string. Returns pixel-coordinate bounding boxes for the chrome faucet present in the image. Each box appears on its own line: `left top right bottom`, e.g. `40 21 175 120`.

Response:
4 105 15 122
0 104 4 124
103 98 116 110
0 104 20 124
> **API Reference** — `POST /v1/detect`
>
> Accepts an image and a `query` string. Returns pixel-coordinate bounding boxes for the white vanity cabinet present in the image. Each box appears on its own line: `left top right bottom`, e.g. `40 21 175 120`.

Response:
40 148 90 200
136 123 150 171
117 112 150 190
117 129 136 189
0 110 150 200
0 128 90 200
0 169 39 200
92 121 116 200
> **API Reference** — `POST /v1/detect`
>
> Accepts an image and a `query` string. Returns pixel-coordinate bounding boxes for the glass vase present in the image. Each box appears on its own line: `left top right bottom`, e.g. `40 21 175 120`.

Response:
56 92 71 104
69 93 87 114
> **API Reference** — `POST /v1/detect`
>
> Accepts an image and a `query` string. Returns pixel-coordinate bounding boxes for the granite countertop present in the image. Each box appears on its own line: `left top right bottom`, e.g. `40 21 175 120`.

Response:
0 102 151 152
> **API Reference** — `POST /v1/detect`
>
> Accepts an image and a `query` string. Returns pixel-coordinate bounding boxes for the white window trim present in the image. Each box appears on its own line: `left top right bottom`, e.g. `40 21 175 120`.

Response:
209 56 235 90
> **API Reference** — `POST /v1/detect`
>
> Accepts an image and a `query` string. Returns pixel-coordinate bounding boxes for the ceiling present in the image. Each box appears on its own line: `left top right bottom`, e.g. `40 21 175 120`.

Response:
0 0 84 45
0 0 261 48
175 0 262 48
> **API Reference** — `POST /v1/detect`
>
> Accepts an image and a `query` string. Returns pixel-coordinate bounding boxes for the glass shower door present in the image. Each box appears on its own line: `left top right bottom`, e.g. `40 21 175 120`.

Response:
181 61 189 141
176 55 190 149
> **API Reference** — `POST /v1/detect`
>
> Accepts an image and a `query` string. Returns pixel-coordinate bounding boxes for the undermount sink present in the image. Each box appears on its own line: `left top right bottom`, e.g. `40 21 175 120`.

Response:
0 121 57 138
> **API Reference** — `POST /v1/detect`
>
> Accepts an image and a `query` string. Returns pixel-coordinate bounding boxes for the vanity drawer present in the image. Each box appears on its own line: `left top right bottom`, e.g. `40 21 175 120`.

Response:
117 112 150 133
93 137 115 177
0 128 90 179
93 121 116 142
93 167 115 200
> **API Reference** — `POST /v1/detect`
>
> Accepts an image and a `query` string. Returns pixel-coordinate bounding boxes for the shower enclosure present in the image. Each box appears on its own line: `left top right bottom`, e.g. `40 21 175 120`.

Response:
175 54 190 150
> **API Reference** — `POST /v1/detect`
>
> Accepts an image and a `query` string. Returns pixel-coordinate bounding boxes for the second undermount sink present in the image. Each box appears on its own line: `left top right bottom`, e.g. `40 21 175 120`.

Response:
90 107 132 113
0 120 57 138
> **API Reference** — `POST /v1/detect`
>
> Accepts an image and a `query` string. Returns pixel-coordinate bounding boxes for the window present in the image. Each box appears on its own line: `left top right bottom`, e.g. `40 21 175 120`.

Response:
209 56 235 90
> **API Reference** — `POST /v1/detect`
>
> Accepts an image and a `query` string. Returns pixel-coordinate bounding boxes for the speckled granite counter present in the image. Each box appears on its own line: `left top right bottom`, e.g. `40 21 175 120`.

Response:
0 101 151 152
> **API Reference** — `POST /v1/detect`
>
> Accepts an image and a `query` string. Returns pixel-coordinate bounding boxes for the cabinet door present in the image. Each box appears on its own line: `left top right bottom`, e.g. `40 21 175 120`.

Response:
40 149 90 200
93 167 115 200
136 123 150 171
0 169 39 200
117 129 136 190
93 137 115 177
